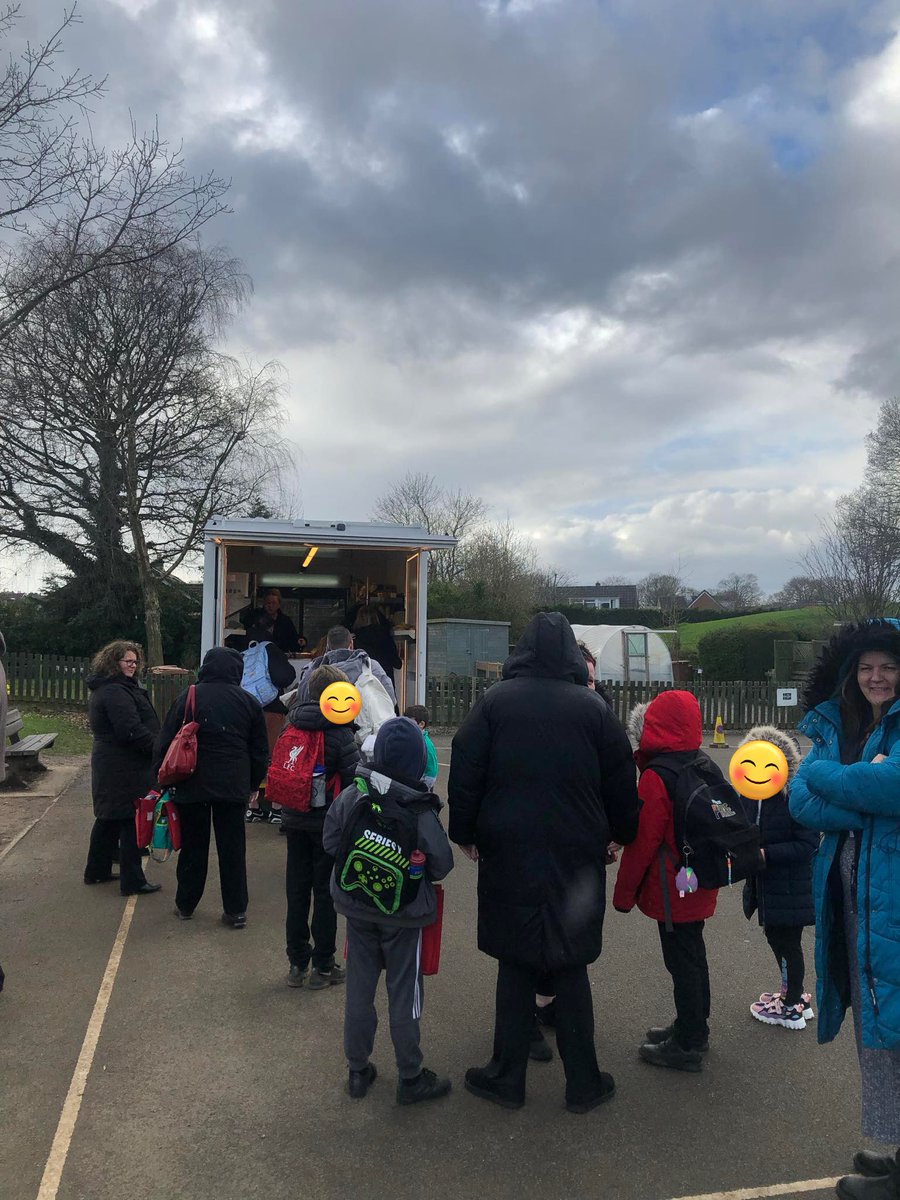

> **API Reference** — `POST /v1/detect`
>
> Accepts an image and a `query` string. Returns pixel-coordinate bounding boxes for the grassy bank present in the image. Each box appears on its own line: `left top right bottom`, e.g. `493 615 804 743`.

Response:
676 606 832 654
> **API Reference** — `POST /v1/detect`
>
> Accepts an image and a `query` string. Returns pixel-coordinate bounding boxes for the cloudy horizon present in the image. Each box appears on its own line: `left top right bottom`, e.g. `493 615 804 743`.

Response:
3 0 899 598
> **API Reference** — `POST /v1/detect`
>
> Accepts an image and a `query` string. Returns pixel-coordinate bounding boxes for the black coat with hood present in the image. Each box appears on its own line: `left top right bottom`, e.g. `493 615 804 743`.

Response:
738 724 817 928
88 672 161 820
448 611 641 971
281 698 361 833
153 647 269 805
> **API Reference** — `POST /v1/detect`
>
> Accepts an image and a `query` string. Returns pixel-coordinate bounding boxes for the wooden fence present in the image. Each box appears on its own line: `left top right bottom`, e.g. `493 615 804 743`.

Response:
4 652 804 731
426 675 804 729
4 652 196 719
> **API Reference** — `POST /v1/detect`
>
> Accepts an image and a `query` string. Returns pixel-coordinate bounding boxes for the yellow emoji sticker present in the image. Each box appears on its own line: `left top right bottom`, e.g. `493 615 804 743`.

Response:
319 681 363 725
728 740 789 801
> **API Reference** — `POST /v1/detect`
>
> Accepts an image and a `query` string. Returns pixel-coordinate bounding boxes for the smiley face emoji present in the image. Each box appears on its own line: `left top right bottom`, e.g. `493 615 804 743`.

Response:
319 681 363 725
728 740 789 801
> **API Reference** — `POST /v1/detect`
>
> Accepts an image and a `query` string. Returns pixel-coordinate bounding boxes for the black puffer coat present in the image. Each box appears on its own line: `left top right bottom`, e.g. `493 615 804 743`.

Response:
448 612 641 971
740 725 817 928
281 699 361 832
88 673 161 820
153 647 269 805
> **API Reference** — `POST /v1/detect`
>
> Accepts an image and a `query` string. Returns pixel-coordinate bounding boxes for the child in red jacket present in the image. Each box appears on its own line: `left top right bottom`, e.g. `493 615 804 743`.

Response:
612 690 718 1073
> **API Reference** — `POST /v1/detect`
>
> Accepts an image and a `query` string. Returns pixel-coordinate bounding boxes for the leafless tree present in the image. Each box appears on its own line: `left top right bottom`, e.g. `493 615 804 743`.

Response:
0 6 229 341
802 488 900 622
772 575 827 609
638 570 689 624
0 236 289 663
372 471 487 583
715 572 763 610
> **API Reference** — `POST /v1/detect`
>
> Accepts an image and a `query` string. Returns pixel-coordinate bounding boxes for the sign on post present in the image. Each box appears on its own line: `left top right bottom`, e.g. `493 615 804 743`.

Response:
776 687 798 707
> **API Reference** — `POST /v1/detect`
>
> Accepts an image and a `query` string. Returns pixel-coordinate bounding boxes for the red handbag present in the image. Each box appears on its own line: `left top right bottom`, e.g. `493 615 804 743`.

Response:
157 685 199 786
135 790 161 849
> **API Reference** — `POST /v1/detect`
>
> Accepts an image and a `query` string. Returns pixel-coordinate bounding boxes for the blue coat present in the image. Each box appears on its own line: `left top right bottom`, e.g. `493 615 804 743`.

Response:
790 696 900 1050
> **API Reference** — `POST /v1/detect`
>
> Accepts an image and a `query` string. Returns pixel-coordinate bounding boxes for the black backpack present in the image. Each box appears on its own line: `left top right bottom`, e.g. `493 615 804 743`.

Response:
648 751 761 892
335 777 431 917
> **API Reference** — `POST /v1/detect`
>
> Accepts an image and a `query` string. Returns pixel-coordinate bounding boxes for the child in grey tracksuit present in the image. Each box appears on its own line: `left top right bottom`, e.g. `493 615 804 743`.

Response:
323 717 454 1105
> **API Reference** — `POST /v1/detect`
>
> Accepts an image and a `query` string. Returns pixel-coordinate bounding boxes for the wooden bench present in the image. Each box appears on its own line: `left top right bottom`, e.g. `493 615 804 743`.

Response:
5 707 58 772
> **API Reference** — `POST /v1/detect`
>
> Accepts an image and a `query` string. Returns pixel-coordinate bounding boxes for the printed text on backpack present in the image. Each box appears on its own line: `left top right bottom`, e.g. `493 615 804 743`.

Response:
267 726 327 812
334 777 426 916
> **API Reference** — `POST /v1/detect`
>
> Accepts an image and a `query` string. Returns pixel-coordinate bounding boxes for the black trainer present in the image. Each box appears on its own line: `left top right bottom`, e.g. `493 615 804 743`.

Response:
854 1151 899 1179
464 1066 524 1110
566 1071 616 1114
221 912 247 929
646 1023 709 1053
836 1172 900 1199
348 1064 377 1099
397 1068 451 1106
638 1036 703 1073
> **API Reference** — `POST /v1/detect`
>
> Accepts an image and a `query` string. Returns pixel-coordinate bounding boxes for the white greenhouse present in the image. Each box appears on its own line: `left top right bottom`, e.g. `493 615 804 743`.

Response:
570 624 674 685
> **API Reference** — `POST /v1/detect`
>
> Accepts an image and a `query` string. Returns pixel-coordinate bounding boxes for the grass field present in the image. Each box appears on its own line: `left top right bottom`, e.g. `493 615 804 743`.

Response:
676 606 833 654
16 707 92 755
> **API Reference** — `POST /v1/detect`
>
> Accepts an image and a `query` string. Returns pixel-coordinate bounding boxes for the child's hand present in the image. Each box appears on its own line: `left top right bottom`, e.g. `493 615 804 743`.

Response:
458 843 479 862
873 754 888 763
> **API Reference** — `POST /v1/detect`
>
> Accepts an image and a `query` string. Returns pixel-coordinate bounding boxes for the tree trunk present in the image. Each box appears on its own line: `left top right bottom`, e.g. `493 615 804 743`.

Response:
141 573 164 667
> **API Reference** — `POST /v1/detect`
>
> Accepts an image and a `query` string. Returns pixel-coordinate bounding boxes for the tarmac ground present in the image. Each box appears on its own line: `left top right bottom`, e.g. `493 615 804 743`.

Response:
0 732 878 1200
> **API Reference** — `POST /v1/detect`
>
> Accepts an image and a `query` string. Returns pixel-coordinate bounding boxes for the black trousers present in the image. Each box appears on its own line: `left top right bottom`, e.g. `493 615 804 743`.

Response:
85 817 146 894
491 961 604 1105
764 924 805 1005
175 802 248 917
285 828 337 971
657 920 711 1050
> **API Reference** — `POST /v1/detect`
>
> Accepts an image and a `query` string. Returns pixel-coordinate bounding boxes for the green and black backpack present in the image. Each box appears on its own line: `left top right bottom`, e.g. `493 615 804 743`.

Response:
335 777 430 917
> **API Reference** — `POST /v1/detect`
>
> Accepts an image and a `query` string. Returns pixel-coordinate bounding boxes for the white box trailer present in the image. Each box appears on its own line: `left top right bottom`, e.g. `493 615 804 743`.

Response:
201 517 456 709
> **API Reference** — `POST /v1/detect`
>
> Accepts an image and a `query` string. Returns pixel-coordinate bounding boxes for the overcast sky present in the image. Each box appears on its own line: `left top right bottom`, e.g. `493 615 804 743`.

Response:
7 0 900 596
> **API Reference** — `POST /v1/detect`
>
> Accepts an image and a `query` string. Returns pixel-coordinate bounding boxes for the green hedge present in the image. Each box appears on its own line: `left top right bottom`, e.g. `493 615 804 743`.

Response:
698 624 786 681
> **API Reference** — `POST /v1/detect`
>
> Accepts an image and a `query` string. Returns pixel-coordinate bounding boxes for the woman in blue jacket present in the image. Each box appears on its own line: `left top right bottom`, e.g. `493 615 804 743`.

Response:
790 619 900 1200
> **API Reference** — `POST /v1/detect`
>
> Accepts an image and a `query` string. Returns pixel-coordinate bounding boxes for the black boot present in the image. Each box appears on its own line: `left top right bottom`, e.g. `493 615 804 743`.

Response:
529 1022 553 1062
464 1065 525 1110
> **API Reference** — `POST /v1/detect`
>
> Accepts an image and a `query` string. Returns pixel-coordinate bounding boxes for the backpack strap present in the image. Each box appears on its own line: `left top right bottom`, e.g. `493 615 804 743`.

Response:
658 846 675 933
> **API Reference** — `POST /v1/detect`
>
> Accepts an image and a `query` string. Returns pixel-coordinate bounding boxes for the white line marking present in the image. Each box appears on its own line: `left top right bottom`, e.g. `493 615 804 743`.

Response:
667 1179 838 1200
0 797 63 865
36 896 137 1200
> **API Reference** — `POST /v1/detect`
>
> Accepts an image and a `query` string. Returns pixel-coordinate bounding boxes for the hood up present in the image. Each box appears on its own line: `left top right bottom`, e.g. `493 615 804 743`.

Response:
502 612 588 685
802 618 900 712
198 646 244 685
738 724 802 780
630 690 702 761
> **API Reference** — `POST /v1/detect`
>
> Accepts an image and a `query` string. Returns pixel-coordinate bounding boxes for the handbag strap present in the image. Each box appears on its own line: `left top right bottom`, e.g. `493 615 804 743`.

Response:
183 684 196 725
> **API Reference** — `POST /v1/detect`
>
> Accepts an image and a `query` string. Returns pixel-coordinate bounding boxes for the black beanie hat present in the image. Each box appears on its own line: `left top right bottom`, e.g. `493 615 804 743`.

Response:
373 716 427 781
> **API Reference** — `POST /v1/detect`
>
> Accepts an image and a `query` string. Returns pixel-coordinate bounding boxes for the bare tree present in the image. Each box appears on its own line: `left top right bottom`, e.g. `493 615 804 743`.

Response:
0 236 289 663
638 571 688 625
772 575 827 608
372 471 487 582
715 572 763 610
802 488 900 622
0 6 229 341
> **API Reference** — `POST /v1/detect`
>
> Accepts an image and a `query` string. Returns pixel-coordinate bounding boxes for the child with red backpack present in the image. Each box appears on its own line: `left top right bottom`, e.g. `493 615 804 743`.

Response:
268 665 360 990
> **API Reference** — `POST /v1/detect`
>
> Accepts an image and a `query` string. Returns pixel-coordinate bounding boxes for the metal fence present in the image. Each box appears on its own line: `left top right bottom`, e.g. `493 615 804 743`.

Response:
4 652 195 719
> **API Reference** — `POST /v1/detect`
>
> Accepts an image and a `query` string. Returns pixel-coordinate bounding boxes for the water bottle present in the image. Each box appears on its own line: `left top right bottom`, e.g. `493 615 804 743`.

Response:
409 849 425 881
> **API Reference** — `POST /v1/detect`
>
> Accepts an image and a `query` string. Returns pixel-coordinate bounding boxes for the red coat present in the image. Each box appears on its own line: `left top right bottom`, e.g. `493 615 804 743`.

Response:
612 691 718 923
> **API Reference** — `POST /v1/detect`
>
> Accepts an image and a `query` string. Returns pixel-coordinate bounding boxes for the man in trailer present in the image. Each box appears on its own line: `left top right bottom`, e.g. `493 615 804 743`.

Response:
239 589 304 654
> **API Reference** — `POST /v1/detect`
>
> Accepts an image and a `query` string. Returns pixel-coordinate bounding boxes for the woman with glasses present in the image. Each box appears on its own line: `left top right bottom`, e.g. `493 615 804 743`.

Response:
83 641 162 896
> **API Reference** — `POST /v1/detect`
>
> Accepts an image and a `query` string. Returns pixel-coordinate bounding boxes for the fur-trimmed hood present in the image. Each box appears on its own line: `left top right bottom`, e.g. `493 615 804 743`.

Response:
627 702 649 745
738 724 801 780
802 619 900 712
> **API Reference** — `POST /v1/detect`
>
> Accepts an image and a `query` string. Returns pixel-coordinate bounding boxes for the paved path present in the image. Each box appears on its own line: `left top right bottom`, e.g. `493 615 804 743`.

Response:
0 736 872 1200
